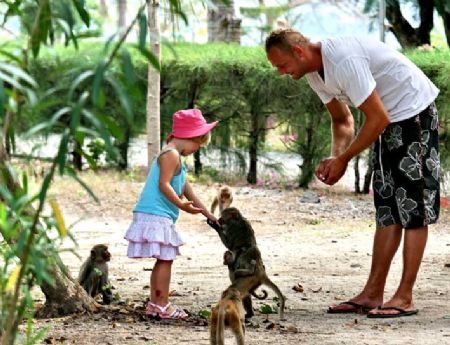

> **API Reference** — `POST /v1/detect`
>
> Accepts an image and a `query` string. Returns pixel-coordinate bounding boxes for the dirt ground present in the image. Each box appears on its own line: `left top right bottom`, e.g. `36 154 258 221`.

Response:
31 172 450 345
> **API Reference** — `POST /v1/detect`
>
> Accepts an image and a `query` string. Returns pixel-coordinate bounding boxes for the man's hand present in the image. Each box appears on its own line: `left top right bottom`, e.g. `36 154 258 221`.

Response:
315 156 348 185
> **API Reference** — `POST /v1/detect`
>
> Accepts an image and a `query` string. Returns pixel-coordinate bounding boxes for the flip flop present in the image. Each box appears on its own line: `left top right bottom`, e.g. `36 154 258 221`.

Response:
327 301 372 314
367 306 419 318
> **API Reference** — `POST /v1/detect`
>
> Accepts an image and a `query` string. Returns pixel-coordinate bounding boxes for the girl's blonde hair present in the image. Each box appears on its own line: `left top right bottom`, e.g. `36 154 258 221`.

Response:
191 131 211 147
166 131 212 147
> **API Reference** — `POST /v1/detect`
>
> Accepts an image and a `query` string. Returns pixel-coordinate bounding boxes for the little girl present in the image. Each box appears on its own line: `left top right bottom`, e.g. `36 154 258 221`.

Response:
125 109 218 320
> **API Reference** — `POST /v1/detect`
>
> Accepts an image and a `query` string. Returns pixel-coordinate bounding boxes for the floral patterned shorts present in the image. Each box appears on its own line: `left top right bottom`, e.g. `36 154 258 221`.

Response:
373 102 440 229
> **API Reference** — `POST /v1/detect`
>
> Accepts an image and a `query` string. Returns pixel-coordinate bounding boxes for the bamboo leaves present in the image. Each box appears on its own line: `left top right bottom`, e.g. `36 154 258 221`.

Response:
48 199 67 238
30 0 52 57
5 265 21 293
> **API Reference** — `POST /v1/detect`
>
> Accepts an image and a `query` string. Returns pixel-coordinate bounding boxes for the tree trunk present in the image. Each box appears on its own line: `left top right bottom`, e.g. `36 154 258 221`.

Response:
354 155 361 194
36 267 98 318
385 0 434 48
187 84 202 175
247 140 257 184
416 0 434 45
298 126 314 188
247 111 259 184
100 0 109 18
72 139 83 171
194 150 202 175
117 126 130 170
117 0 127 29
444 11 450 47
435 0 450 47
207 0 241 43
146 0 161 168
258 0 266 43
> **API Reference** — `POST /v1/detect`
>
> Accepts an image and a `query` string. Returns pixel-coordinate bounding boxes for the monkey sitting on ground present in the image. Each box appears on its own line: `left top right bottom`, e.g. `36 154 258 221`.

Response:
210 287 246 345
210 185 233 216
207 208 285 320
78 244 113 304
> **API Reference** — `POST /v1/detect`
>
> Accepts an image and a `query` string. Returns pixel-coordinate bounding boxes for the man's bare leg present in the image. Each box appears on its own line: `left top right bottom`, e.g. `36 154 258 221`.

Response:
329 224 402 312
368 225 427 316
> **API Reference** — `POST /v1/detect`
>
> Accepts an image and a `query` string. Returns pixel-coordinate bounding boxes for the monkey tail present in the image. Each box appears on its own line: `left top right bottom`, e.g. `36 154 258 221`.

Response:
263 278 286 319
251 289 268 300
216 305 226 345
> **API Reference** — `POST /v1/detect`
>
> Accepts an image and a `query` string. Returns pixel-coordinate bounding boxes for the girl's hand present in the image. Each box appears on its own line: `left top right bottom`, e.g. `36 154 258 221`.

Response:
179 201 203 214
204 212 217 223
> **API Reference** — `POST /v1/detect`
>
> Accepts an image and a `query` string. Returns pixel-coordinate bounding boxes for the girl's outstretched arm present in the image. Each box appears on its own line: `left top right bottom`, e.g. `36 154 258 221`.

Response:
183 180 217 221
159 150 202 214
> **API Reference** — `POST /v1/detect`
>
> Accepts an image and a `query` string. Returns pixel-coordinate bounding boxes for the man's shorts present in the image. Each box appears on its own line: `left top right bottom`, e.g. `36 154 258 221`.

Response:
373 102 440 229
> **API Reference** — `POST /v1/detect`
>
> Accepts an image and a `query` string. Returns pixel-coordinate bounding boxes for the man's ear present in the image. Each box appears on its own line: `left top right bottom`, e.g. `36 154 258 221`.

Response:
292 45 304 58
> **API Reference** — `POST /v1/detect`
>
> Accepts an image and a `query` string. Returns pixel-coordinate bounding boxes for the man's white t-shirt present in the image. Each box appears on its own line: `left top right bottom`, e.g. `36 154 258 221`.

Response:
305 37 439 123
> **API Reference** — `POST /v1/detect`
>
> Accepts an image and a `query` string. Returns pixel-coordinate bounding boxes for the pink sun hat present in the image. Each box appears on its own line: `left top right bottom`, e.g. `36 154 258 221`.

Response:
172 109 218 138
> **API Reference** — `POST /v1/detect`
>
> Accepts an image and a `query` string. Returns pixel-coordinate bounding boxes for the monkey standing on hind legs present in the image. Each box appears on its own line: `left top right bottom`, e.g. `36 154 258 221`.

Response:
78 244 113 304
210 287 246 345
210 185 233 216
208 207 286 320
224 245 285 320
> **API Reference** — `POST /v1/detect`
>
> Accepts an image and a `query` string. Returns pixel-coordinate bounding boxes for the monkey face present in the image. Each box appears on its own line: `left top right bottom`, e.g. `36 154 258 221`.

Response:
102 249 111 262
91 244 111 263
217 207 256 248
220 188 231 200
220 192 230 200
218 207 242 226
223 250 235 265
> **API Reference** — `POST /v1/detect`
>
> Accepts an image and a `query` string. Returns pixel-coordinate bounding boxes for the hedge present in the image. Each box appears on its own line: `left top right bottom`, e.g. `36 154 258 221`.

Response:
14 42 450 181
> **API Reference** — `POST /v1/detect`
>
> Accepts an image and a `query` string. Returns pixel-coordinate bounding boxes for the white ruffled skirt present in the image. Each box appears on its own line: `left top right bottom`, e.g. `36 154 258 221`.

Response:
124 212 185 260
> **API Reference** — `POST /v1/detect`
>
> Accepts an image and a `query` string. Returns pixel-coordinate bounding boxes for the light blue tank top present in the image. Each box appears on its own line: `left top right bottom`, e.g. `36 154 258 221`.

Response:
134 148 187 222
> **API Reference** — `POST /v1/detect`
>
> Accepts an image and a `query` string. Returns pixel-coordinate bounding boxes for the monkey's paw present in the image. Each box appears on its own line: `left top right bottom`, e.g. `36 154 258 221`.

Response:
206 218 222 231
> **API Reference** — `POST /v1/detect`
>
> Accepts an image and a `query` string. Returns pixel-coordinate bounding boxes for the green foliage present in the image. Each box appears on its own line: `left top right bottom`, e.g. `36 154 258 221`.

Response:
406 49 450 115
7 42 450 184
406 49 450 170
0 163 71 345
0 1 183 344
240 5 289 20
198 309 211 319
259 303 277 314
87 138 106 161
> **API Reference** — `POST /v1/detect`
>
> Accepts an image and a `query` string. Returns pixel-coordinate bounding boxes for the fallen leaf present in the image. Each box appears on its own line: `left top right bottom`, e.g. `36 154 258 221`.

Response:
266 322 276 330
287 326 298 333
292 283 304 293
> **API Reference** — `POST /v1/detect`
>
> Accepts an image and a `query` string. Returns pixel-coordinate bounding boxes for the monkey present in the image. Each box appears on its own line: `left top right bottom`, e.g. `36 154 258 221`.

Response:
210 287 246 345
208 207 255 251
223 250 267 299
210 185 233 216
207 208 286 320
78 244 113 304
224 246 284 320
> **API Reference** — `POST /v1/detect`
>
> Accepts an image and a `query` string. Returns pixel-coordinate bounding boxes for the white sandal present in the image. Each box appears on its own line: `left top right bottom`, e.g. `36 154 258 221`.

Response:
146 302 188 320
